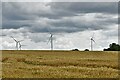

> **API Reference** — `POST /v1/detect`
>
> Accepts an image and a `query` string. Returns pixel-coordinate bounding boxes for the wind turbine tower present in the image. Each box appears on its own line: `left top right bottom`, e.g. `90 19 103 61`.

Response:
90 35 95 51
48 33 53 50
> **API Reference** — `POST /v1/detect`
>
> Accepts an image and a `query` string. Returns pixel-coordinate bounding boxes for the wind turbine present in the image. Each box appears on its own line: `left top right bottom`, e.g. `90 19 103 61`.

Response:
11 36 19 50
47 33 53 50
11 36 24 50
18 42 26 50
90 34 95 51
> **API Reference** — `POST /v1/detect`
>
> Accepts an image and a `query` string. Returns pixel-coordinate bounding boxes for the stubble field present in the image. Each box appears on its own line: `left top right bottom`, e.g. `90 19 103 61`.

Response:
1 50 119 78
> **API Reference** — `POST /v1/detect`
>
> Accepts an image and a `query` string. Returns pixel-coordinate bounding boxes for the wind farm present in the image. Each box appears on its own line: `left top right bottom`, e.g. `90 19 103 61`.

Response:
2 34 119 78
1 1 119 79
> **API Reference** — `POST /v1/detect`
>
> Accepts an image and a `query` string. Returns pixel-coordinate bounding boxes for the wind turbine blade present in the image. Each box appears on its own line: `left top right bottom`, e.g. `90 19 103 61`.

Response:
11 36 17 42
92 39 95 43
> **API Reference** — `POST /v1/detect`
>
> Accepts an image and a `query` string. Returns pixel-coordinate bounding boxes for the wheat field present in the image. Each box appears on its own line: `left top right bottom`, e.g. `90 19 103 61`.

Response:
1 50 119 78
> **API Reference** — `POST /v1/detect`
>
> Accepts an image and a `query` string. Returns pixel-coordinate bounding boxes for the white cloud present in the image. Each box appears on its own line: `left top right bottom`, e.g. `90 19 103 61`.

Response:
1 28 118 50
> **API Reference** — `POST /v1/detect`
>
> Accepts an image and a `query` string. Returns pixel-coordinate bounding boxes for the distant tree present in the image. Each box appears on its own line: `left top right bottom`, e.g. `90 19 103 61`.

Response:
72 49 79 51
104 43 120 51
84 49 89 51
103 48 111 51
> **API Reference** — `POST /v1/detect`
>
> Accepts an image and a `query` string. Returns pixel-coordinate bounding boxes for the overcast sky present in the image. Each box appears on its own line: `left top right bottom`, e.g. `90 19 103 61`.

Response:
0 2 118 50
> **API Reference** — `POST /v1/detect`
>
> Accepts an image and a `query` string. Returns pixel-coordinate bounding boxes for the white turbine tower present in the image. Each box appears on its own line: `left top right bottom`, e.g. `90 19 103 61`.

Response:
48 33 53 50
90 34 95 51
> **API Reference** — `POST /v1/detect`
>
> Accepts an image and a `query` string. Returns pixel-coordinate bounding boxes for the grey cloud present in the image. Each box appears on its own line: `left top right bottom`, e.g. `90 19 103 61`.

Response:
46 14 118 32
50 2 118 14
2 2 52 20
37 2 118 19
2 2 27 20
3 14 118 33
2 2 118 20
27 33 48 43
2 2 118 33
2 20 29 29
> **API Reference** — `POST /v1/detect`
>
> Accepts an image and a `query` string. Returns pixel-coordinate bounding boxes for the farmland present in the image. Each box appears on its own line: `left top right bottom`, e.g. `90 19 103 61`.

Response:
1 50 119 78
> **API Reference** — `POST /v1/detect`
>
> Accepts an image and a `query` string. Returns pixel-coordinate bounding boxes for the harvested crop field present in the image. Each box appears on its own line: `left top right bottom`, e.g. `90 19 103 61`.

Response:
2 50 119 78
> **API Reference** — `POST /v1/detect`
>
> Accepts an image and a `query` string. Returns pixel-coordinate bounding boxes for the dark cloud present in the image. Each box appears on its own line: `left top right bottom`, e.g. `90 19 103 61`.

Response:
2 2 118 33
2 20 29 29
50 2 118 14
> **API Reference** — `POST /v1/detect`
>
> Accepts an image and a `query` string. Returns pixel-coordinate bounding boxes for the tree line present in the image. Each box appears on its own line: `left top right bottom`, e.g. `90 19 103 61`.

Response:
72 43 120 51
103 43 120 51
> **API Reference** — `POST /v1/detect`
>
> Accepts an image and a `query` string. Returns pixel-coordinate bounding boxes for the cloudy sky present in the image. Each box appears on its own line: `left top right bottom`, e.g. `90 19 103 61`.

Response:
0 2 118 50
